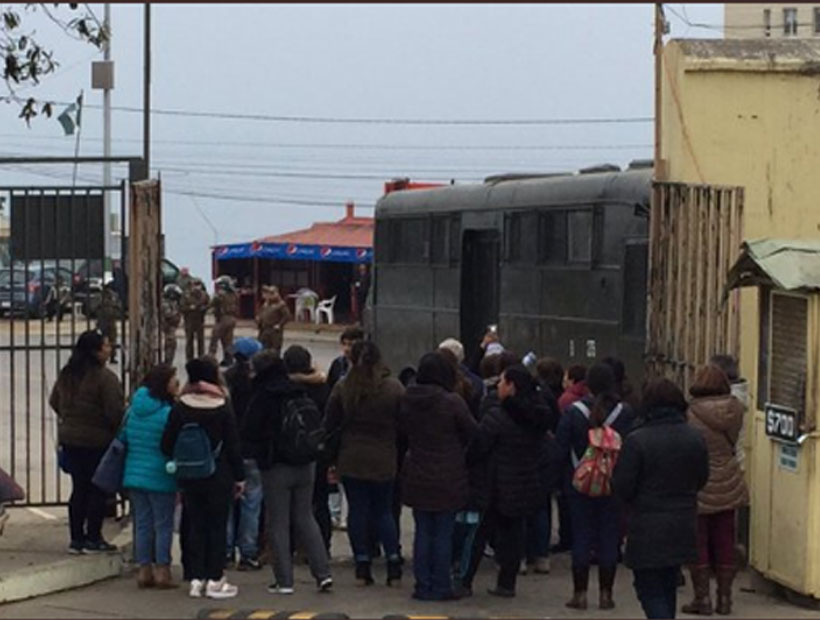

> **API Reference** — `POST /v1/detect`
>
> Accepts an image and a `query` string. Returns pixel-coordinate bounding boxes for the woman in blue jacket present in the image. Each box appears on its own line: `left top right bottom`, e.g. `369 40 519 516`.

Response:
121 364 180 589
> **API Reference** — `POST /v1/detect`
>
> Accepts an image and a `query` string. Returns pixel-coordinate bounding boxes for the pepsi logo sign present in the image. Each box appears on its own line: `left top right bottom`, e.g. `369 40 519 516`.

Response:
356 248 368 259
286 244 299 255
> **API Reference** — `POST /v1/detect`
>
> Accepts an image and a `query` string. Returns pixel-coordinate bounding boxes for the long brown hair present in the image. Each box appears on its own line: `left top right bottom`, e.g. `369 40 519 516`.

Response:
586 362 619 428
341 341 387 412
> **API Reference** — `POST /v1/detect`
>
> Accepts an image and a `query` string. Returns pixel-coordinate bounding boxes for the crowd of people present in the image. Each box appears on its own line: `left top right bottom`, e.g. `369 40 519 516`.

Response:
46 321 750 618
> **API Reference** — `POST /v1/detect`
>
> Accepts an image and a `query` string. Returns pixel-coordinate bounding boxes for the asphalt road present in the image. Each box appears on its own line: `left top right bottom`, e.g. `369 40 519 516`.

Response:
0 544 815 619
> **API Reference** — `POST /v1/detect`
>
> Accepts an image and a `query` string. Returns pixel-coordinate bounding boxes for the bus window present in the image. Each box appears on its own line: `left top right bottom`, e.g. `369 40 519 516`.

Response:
538 211 567 264
568 210 593 264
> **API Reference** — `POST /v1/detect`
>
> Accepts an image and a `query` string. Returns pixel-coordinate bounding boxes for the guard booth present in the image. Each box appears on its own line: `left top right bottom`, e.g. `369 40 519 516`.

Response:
726 239 820 598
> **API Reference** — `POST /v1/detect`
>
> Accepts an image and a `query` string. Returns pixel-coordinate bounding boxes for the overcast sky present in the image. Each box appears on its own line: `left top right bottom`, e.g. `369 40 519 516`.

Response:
0 3 723 282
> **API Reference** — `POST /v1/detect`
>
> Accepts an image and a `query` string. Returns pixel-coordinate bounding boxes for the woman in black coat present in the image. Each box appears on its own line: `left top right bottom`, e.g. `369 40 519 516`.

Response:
461 364 550 598
400 352 477 601
612 378 709 619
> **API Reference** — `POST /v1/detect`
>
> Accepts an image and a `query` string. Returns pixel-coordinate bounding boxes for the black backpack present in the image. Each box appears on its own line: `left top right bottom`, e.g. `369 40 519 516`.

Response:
275 393 324 465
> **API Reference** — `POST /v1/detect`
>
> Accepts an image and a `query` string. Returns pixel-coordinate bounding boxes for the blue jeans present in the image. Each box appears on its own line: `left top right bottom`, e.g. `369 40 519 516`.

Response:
525 505 551 561
633 567 680 619
226 459 263 560
342 476 399 563
413 509 456 598
129 490 176 566
569 493 620 569
452 511 481 586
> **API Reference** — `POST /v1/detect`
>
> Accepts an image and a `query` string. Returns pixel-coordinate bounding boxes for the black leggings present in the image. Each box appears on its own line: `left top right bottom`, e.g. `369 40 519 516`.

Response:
183 485 231 581
464 505 526 592
64 445 107 544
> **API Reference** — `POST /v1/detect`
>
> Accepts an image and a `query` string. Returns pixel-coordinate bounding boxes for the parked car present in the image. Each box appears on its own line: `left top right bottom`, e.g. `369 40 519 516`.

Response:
0 264 75 318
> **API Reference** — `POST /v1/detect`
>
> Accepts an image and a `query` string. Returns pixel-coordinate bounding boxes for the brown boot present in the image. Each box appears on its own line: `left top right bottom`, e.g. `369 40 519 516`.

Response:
715 566 734 615
682 566 713 615
566 566 589 610
153 564 179 589
599 565 616 610
136 564 155 589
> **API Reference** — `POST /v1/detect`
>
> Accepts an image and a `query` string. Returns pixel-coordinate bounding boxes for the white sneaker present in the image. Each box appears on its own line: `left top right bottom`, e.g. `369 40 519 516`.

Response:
267 583 294 595
205 577 238 599
519 559 529 575
189 579 205 598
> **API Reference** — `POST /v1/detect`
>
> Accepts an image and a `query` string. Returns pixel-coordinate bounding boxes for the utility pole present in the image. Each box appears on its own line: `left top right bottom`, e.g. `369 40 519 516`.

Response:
103 3 112 259
654 3 665 180
143 3 151 178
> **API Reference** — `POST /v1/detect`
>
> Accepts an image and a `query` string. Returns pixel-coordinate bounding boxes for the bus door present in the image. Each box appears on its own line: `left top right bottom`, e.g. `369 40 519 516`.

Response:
460 229 500 356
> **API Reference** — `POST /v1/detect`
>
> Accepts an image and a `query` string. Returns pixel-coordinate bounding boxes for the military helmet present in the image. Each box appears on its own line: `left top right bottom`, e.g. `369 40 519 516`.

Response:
163 283 183 300
215 275 235 291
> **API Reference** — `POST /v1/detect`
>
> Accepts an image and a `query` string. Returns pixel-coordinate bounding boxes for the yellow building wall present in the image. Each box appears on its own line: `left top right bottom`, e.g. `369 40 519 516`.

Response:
660 40 820 596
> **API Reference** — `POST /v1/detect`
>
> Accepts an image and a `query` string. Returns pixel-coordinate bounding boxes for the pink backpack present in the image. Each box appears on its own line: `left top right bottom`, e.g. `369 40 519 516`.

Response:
570 402 623 497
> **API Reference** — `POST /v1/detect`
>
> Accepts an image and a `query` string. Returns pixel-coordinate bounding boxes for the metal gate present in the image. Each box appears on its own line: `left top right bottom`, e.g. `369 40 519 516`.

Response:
645 181 744 391
0 182 130 506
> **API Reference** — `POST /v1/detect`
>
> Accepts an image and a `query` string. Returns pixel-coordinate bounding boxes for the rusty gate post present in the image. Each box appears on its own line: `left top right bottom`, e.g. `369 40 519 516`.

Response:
128 180 162 388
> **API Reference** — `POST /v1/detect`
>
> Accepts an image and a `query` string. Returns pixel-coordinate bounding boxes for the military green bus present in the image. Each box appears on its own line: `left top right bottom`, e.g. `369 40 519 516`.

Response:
371 162 652 380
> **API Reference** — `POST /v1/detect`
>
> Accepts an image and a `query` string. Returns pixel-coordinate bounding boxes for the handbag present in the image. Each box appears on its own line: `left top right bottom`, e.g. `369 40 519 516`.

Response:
92 436 127 494
0 467 25 503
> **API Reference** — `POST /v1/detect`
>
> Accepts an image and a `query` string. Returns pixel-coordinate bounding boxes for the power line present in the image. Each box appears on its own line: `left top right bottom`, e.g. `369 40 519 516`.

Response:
41 102 653 126
0 163 378 209
0 133 653 151
169 188 375 208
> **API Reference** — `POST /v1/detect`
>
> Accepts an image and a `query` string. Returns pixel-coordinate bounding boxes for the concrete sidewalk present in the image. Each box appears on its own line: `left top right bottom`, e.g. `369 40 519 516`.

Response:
0 506 131 604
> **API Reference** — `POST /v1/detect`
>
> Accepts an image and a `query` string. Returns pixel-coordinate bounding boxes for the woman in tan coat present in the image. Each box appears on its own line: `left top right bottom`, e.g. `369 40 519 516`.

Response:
683 365 748 616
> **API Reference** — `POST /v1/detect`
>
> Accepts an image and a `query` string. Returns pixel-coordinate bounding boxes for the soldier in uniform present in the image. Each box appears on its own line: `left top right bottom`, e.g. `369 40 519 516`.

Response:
96 281 122 363
182 278 209 362
209 275 239 367
256 285 292 353
177 267 193 293
161 284 183 365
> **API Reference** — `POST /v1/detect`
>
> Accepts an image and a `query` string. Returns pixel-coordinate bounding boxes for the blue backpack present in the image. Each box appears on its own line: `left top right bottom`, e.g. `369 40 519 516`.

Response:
170 423 222 480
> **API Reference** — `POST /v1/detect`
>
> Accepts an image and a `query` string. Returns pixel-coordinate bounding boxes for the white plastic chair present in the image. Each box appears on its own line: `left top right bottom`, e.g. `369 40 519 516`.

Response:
295 291 318 323
315 295 337 325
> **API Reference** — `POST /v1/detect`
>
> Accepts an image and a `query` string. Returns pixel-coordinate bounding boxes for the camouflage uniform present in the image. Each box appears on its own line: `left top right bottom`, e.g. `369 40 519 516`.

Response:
256 298 292 353
96 287 122 359
177 272 194 293
209 288 239 364
182 284 210 361
161 296 182 365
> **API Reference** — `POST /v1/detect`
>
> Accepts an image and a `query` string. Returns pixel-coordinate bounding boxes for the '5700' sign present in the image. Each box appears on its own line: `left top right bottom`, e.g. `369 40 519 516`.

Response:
765 403 799 443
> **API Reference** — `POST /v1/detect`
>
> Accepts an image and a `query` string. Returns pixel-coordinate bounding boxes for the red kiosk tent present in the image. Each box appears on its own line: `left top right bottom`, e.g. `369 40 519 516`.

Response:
212 202 373 322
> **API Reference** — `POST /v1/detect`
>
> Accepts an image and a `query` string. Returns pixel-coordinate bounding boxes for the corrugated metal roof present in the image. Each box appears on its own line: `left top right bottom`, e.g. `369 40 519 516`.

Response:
257 215 373 248
727 238 820 292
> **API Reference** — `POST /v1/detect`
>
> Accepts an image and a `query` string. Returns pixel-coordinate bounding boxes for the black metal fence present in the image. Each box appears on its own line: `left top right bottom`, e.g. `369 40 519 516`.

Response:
0 183 130 506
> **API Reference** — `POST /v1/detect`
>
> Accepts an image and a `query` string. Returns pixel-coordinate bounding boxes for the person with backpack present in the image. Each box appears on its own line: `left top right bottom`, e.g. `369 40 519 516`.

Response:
223 337 264 571
556 362 636 610
121 364 180 589
324 341 404 587
283 345 332 555
161 358 245 600
612 378 709 619
241 351 332 595
460 365 552 598
399 352 478 601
